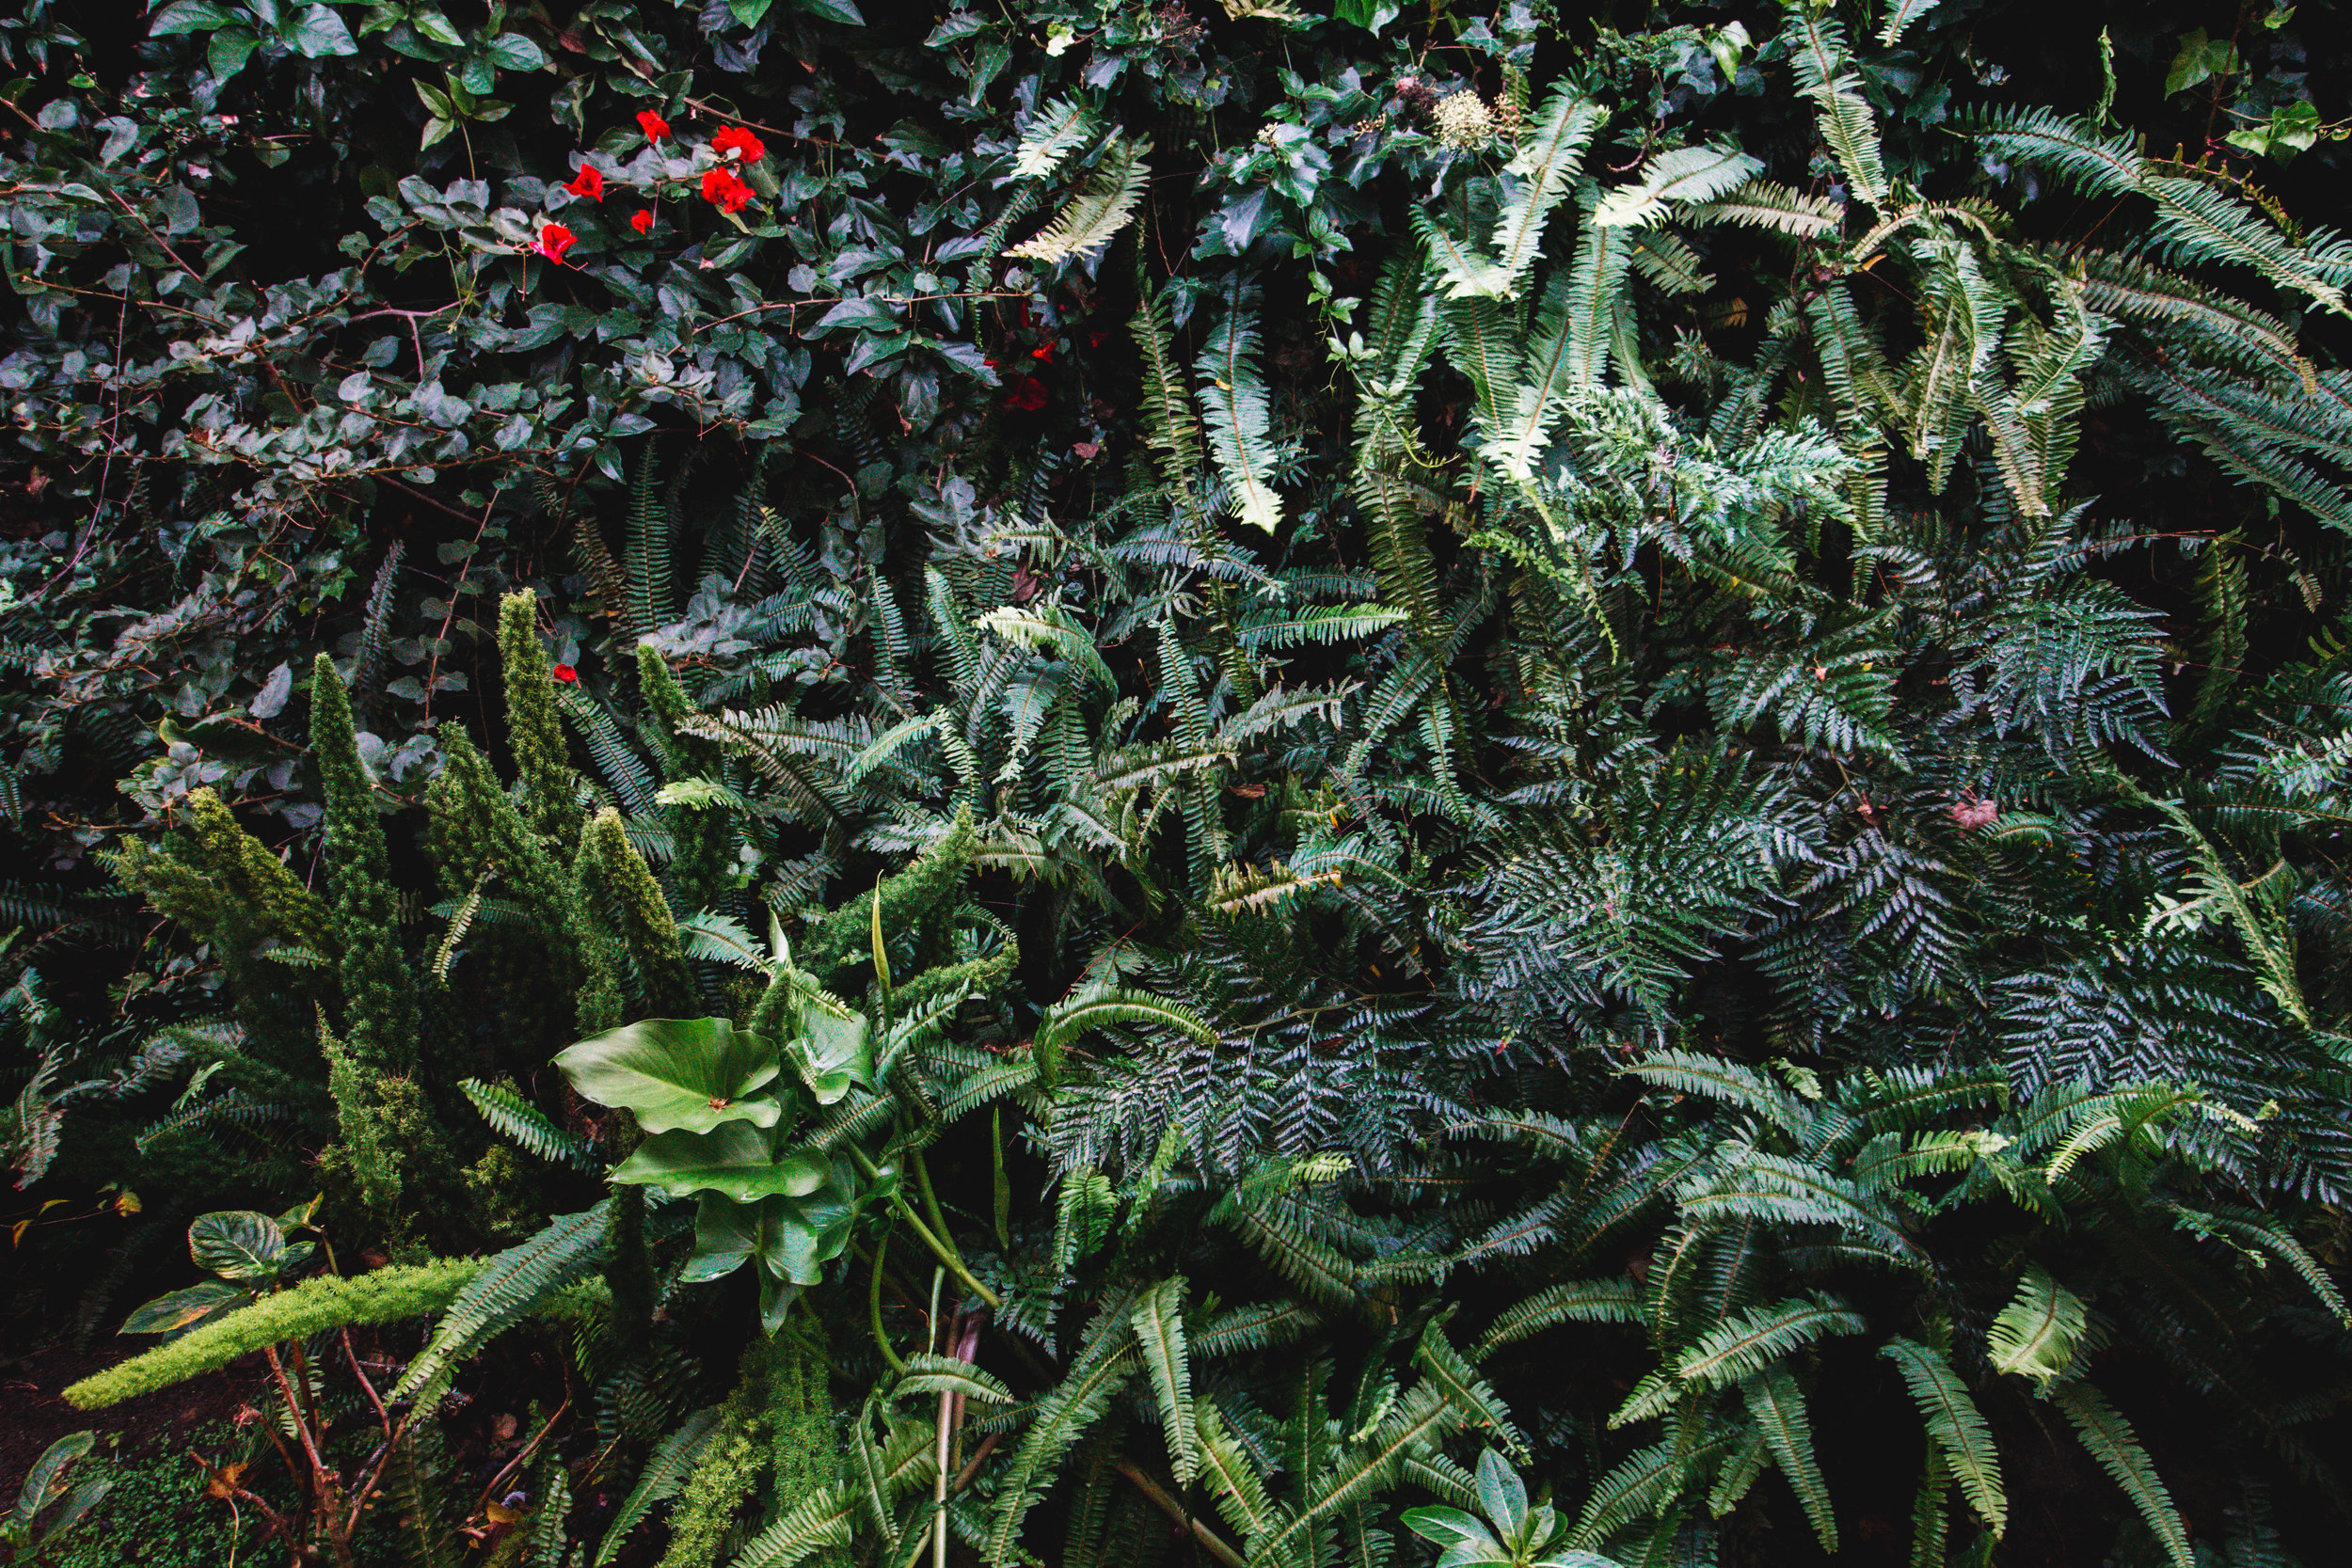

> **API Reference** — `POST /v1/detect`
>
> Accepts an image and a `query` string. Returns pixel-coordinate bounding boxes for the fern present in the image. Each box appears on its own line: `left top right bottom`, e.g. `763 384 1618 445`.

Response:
1741 1366 1836 1552
1196 284 1285 532
1131 1275 1201 1484
2052 1381 2193 1568
1986 1264 2086 1385
1880 1338 2004 1535
1005 137 1151 264
394 1203 613 1399
460 1078 595 1169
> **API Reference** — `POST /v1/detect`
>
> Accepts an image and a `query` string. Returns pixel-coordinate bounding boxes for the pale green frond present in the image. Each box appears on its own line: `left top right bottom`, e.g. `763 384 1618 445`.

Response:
1986 1263 2085 1385
1014 97 1097 179
1005 137 1152 265
1132 1275 1201 1485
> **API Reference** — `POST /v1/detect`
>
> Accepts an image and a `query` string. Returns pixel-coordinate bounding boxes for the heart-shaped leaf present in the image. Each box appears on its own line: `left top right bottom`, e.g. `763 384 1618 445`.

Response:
793 1002 872 1103
612 1122 829 1202
556 1017 786 1134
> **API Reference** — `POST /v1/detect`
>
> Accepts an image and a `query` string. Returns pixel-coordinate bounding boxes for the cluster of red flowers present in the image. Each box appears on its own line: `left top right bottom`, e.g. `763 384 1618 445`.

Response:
526 110 770 266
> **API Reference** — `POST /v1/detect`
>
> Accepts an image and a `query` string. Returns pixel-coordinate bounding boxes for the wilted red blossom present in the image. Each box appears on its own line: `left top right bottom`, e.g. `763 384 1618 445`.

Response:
630 209 654 234
711 125 766 163
636 110 671 141
700 167 754 213
564 163 604 200
1003 376 1049 411
530 224 576 264
551 664 579 684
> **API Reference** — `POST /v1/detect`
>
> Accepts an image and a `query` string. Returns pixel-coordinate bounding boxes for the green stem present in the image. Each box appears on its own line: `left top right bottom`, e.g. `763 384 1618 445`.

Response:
866 1240 907 1375
849 1145 1002 1311
911 1148 954 1247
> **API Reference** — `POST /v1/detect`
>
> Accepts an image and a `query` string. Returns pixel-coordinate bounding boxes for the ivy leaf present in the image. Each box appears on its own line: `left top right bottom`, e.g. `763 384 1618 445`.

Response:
287 5 357 56
554 1016 787 1133
148 1 242 35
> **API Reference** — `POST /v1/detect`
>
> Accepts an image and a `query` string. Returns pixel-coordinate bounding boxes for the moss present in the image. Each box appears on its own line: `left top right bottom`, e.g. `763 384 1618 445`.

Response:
64 1260 485 1410
42 1423 246 1568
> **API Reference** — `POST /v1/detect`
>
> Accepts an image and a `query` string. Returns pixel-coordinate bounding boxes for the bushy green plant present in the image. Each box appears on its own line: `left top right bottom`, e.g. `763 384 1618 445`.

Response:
9 3 2352 1566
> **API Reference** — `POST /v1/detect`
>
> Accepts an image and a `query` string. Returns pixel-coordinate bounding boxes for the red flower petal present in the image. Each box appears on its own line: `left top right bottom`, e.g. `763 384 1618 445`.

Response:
551 664 579 684
631 209 654 233
530 224 576 264
563 163 604 200
712 125 767 164
636 110 671 141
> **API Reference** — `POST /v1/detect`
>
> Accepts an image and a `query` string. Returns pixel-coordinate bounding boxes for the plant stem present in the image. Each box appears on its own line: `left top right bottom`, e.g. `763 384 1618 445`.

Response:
888 1192 1001 1309
867 1240 908 1374
1113 1457 1243 1568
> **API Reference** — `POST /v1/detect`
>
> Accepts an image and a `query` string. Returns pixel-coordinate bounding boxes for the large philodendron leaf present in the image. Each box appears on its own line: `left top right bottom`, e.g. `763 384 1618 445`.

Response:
612 1121 829 1202
683 1155 885 1289
555 1017 786 1133
793 1001 873 1104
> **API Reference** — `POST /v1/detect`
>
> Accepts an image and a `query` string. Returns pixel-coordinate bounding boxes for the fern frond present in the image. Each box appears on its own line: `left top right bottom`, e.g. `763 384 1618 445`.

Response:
1881 1338 2004 1534
393 1204 612 1399
1132 1275 1201 1485
1014 97 1097 179
459 1079 596 1169
1742 1366 1836 1552
1006 137 1151 265
2051 1381 2192 1568
1986 1263 2085 1385
1675 1294 1867 1390
1197 285 1285 532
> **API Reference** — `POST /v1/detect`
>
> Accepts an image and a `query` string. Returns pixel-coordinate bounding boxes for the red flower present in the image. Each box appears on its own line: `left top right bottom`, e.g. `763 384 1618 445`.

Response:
700 166 754 213
711 125 766 164
636 109 671 141
1030 342 1056 362
551 664 579 684
1003 375 1049 411
530 224 576 264
630 208 654 234
564 163 604 201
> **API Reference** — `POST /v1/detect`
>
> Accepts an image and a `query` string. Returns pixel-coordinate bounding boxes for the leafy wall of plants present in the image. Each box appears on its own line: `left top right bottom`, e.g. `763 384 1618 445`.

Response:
4 1 2352 1566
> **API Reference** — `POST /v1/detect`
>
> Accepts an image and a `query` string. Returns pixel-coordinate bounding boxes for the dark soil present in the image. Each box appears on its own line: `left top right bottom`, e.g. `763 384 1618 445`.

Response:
0 1339 265 1500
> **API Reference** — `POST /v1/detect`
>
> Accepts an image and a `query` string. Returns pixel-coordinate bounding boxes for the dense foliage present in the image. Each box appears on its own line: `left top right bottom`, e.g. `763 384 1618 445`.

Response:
6 1 2352 1565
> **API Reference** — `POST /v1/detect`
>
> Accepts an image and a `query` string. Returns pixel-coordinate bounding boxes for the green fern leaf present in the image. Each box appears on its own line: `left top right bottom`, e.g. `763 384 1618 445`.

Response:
392 1204 612 1400
1880 1338 2004 1535
1675 1294 1866 1390
1006 137 1151 265
1131 1276 1201 1485
2051 1381 2192 1568
596 1406 725 1565
1986 1264 2085 1385
459 1079 596 1170
1742 1366 1836 1552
